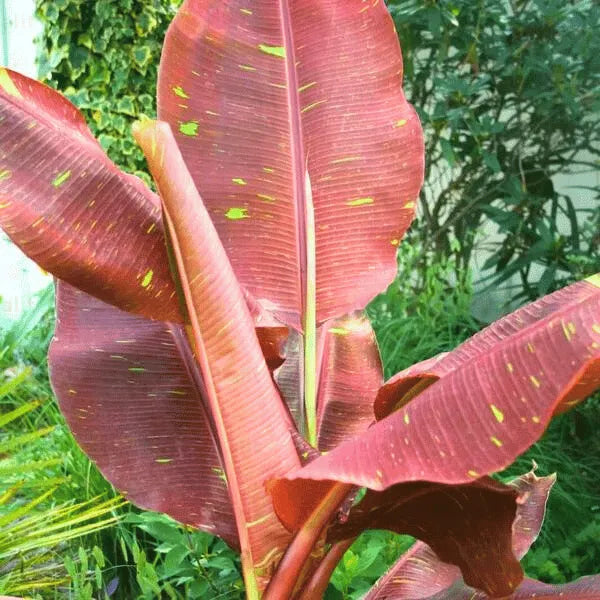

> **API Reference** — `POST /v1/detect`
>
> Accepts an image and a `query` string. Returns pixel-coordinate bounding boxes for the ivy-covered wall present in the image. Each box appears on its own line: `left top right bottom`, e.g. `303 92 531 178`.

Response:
36 0 182 182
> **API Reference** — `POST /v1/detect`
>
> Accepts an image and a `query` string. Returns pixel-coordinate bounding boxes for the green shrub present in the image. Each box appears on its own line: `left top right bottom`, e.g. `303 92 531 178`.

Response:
35 0 183 183
388 0 600 303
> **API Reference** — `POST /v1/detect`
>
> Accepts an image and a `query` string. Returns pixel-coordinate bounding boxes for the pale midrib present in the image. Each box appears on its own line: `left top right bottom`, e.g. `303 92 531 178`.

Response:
278 0 308 317
278 0 318 445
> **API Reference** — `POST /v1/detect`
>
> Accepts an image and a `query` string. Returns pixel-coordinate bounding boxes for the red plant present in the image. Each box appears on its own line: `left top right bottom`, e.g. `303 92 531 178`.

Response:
1 1 600 598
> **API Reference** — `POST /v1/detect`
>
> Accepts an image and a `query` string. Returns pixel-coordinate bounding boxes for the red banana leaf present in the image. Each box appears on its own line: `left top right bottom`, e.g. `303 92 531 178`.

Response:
271 276 600 492
49 282 238 547
158 0 424 329
278 477 522 597
0 68 179 323
375 274 600 420
272 313 382 448
433 577 600 599
269 276 600 594
327 478 522 597
316 313 382 451
133 120 301 594
368 548 600 600
362 469 556 599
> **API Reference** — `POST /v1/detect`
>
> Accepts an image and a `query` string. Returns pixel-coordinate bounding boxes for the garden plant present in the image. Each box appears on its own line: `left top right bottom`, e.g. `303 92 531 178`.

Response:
1 1 600 598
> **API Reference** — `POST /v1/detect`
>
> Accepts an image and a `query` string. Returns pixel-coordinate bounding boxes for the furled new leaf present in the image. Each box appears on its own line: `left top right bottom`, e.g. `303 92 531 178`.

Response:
0 68 179 322
133 120 301 595
327 478 522 597
49 282 238 547
158 0 424 329
363 469 556 599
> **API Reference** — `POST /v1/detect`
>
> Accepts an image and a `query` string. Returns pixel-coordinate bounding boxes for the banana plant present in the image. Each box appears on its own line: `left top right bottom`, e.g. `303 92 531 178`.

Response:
1 1 600 598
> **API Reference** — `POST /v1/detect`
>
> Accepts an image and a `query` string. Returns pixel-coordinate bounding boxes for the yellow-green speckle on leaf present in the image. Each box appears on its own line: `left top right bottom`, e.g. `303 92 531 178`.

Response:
490 404 504 423
586 274 600 288
179 120 199 136
141 269 154 288
172 85 189 99
0 169 11 181
346 197 374 207
232 178 247 186
299 81 317 93
225 207 249 220
52 170 72 187
258 44 286 58
0 68 22 98
329 327 349 336
155 458 173 464
394 119 407 128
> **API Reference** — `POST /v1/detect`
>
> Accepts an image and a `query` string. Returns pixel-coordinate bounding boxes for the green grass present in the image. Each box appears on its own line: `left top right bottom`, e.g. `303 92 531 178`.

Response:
0 286 244 599
2 249 600 598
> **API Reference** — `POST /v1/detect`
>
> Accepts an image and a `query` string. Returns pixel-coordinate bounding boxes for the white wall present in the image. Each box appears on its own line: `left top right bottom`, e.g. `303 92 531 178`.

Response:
0 0 49 322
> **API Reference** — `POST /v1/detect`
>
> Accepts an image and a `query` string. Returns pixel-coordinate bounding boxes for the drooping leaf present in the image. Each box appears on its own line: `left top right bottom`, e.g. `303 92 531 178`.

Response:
48 282 238 547
273 276 600 493
368 555 600 600
434 577 600 599
158 0 424 329
316 313 382 451
376 275 600 420
0 68 179 322
133 120 301 594
362 469 556 599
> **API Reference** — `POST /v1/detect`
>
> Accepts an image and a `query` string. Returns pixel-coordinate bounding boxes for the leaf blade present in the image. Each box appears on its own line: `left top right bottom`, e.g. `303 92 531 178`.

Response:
0 68 179 322
158 0 424 327
133 120 301 592
48 282 238 547
279 278 600 491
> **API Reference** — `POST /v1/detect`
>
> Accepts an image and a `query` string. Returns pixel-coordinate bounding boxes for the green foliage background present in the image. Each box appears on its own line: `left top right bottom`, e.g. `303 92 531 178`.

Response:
388 0 600 305
36 0 182 183
6 0 597 597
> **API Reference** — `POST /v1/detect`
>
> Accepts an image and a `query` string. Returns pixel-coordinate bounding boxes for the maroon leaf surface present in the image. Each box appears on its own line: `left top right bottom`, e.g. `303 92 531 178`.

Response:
49 282 237 546
0 68 179 322
363 470 556 599
158 0 424 329
273 276 600 492
369 572 600 600
437 576 600 599
316 313 382 451
134 120 300 592
256 326 289 371
329 478 522 597
376 274 600 420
